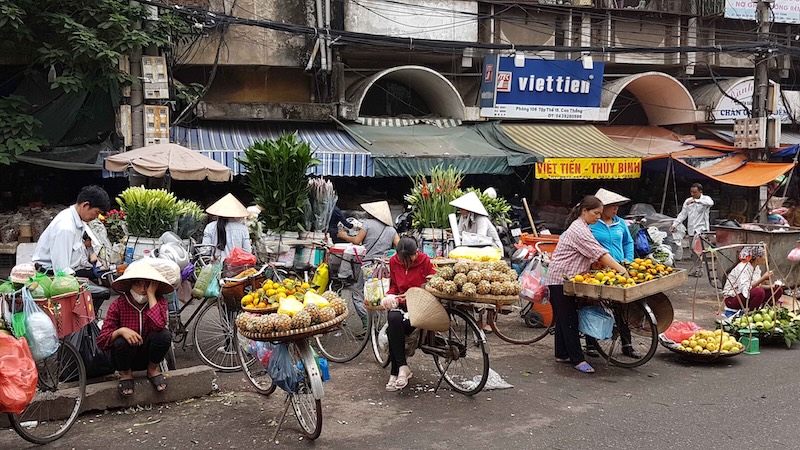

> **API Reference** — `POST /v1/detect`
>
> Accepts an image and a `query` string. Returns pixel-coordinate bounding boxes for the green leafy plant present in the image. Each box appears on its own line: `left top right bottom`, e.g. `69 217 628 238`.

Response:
116 187 179 238
464 187 511 225
238 134 320 233
99 209 126 244
174 199 207 240
404 166 463 230
0 95 47 165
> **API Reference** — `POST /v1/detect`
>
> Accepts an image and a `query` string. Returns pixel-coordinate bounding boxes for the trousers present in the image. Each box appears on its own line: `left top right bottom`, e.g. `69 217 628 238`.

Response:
549 284 584 365
111 328 172 371
387 309 415 376
724 287 784 310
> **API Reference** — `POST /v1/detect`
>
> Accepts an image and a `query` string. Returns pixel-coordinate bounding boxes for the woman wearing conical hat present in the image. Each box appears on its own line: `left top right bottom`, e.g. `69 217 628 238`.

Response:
202 193 252 260
450 192 503 255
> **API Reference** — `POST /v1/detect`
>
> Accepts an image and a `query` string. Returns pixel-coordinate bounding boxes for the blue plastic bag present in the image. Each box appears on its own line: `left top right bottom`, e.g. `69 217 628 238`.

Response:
268 343 300 393
578 305 614 340
634 228 651 258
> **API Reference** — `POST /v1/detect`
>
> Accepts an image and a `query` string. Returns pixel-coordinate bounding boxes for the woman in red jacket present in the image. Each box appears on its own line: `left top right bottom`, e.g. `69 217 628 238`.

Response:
380 236 436 391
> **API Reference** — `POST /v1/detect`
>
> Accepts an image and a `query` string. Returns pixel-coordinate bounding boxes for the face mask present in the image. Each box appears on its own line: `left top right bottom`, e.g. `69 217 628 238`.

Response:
130 291 148 304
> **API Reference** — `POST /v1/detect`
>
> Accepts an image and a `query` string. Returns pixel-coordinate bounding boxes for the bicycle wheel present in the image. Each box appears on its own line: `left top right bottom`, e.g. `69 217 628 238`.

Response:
314 286 369 363
433 308 490 396
9 340 86 444
595 301 658 368
490 296 553 344
193 300 242 371
289 341 323 440
370 309 390 368
234 331 276 396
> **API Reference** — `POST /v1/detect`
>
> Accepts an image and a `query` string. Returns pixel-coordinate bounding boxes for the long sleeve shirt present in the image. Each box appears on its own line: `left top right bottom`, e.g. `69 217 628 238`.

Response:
202 220 252 260
97 293 169 351
589 215 634 262
544 219 609 286
32 206 85 275
458 213 504 255
387 251 437 297
673 195 714 236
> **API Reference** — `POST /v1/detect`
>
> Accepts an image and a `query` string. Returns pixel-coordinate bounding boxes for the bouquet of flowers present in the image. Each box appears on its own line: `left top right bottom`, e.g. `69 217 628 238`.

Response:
99 209 126 244
404 166 463 230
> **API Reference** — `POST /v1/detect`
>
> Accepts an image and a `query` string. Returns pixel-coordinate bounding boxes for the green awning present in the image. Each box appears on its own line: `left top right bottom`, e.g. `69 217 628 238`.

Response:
342 124 522 177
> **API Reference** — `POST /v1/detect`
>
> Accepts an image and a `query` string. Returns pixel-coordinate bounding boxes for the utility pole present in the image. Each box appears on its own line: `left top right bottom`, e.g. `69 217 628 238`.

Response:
752 0 773 161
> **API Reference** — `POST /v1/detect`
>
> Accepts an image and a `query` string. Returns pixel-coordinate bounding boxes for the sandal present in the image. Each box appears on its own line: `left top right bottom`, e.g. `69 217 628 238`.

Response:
574 361 595 374
118 378 134 397
147 373 168 392
395 369 413 389
385 376 398 392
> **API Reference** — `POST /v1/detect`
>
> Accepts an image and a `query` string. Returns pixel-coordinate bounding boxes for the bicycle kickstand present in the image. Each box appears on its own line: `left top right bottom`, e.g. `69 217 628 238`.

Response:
433 359 452 393
272 395 292 442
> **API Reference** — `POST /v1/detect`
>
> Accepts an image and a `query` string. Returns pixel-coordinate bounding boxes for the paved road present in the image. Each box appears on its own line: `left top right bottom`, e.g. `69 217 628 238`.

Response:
3 264 799 449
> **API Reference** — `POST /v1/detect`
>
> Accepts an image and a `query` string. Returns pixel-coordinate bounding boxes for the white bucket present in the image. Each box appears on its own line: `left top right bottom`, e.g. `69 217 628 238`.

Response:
125 236 159 263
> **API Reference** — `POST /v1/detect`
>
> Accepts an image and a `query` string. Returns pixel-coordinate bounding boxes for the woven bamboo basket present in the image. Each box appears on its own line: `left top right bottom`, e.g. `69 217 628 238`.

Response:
658 335 744 362
240 304 279 314
238 312 347 342
424 286 517 306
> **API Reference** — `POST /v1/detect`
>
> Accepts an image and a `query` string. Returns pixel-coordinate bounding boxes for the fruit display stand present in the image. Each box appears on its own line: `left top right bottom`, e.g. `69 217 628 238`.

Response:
564 269 688 303
424 287 518 307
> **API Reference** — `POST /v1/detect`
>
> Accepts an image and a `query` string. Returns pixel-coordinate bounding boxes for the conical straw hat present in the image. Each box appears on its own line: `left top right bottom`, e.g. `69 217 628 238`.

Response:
361 201 393 226
594 188 630 206
112 260 175 296
450 192 488 216
405 287 450 332
206 193 249 218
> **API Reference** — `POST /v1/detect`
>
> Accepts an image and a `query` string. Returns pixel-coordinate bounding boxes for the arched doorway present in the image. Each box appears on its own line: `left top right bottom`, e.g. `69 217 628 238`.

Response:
601 72 699 125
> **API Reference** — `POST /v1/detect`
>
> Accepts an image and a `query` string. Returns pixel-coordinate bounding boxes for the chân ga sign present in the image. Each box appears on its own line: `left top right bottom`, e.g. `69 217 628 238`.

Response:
480 56 605 120
535 158 641 180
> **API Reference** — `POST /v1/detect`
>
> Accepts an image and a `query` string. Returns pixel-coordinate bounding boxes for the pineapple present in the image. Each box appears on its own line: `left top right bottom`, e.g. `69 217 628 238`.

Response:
490 271 505 282
453 261 470 274
329 297 347 316
442 280 458 295
319 306 337 323
303 303 321 324
508 281 521 295
437 266 455 281
466 270 482 284
461 282 477 297
479 269 493 282
469 261 483 272
453 273 468 288
476 280 491 295
490 261 507 272
291 309 313 329
428 276 446 291
322 290 340 303
490 281 504 296
501 281 516 296
273 313 293 332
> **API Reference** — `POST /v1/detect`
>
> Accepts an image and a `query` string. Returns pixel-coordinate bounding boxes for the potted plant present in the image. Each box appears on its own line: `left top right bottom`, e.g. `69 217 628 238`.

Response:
116 187 180 260
239 133 320 234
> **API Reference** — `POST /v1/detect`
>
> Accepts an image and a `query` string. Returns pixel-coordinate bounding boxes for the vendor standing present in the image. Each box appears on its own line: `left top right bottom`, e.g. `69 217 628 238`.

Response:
450 192 503 255
202 193 252 260
544 195 628 374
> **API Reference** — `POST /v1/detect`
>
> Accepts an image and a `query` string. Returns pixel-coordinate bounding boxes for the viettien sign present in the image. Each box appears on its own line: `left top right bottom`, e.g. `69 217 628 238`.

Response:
725 0 800 24
535 158 641 180
480 56 605 121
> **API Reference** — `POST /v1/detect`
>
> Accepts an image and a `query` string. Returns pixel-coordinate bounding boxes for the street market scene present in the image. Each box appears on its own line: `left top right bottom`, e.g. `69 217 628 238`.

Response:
4 0 800 448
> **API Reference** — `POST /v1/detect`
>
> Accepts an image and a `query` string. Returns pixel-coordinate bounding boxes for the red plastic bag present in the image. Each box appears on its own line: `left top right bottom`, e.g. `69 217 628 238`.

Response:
663 321 702 343
0 334 38 414
226 247 257 266
520 257 545 301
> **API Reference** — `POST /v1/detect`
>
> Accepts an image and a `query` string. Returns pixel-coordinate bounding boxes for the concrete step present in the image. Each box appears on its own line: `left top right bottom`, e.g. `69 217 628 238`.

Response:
2 365 215 428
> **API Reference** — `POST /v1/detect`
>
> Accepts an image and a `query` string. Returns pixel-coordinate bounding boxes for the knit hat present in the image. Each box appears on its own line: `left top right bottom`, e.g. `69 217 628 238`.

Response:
206 193 249 218
450 192 489 216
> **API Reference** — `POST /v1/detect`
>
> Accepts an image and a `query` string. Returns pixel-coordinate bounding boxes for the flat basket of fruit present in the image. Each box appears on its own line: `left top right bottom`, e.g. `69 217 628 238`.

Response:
722 307 800 348
236 290 349 341
658 329 745 362
564 259 687 303
425 260 521 306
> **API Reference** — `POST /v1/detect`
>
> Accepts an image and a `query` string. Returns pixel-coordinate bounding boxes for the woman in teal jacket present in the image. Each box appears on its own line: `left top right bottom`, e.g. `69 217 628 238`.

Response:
586 188 638 358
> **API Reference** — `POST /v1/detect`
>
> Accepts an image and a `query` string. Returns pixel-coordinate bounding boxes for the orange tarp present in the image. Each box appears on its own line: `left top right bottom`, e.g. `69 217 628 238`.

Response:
596 125 695 159
672 156 795 187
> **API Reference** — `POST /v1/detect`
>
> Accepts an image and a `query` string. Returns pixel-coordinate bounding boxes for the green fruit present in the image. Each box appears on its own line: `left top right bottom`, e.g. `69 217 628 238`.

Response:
768 310 776 320
753 313 764 322
763 320 774 330
755 322 764 329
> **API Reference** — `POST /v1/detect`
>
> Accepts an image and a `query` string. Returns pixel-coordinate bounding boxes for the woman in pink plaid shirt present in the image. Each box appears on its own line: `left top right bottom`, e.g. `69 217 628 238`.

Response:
544 195 627 374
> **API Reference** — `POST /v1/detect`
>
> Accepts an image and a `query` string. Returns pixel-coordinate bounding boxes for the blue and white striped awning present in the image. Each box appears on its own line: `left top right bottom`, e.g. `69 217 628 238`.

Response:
172 122 373 177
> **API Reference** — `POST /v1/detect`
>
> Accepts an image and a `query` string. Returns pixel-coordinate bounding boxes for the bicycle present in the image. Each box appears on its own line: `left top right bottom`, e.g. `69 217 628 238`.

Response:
314 253 389 366
2 283 87 444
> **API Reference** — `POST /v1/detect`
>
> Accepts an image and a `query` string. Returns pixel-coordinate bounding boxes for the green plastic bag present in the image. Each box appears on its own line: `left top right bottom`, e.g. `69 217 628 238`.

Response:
31 273 52 297
0 280 14 294
50 270 80 297
25 279 47 299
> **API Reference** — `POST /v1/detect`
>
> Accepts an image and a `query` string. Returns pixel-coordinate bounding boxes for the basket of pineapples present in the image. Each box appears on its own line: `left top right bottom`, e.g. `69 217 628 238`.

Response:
425 260 520 306
235 290 349 341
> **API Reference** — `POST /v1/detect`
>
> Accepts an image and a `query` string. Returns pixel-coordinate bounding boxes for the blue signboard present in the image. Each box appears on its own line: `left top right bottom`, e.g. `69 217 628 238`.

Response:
480 55 605 121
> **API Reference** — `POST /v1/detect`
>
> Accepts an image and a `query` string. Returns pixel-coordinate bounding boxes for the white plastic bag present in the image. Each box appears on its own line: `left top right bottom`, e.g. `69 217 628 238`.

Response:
136 258 181 288
22 287 59 361
647 226 667 246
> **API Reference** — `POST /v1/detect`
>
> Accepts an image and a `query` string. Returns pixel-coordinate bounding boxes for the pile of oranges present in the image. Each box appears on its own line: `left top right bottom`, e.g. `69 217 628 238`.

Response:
241 278 312 310
568 258 674 289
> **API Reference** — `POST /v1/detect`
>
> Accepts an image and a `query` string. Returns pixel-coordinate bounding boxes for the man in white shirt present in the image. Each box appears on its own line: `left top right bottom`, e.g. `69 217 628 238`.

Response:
33 185 110 275
670 183 714 277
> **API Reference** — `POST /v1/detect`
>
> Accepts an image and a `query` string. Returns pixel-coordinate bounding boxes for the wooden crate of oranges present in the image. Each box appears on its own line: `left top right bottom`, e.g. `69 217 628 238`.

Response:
563 258 687 304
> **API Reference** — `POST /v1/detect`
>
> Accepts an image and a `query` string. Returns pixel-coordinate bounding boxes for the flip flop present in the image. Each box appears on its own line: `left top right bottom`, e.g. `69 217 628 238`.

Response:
395 371 413 389
574 362 595 374
147 373 168 392
118 378 134 397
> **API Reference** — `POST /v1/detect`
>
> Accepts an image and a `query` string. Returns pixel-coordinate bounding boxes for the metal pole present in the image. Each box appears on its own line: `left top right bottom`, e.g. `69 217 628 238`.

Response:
660 157 672 215
130 1 144 150
752 0 773 160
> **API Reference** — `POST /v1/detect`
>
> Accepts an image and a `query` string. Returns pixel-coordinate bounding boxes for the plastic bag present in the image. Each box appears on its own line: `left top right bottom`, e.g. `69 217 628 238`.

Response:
519 257 545 301
0 280 14 294
31 272 52 297
226 247 256 267
192 262 221 298
578 305 614 340
634 228 652 258
204 275 221 299
25 279 48 299
50 270 80 296
22 287 59 361
311 263 329 294
788 243 800 262
663 321 702 343
268 343 300 393
65 321 114 379
138 258 181 288
647 226 667 247
0 334 38 414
